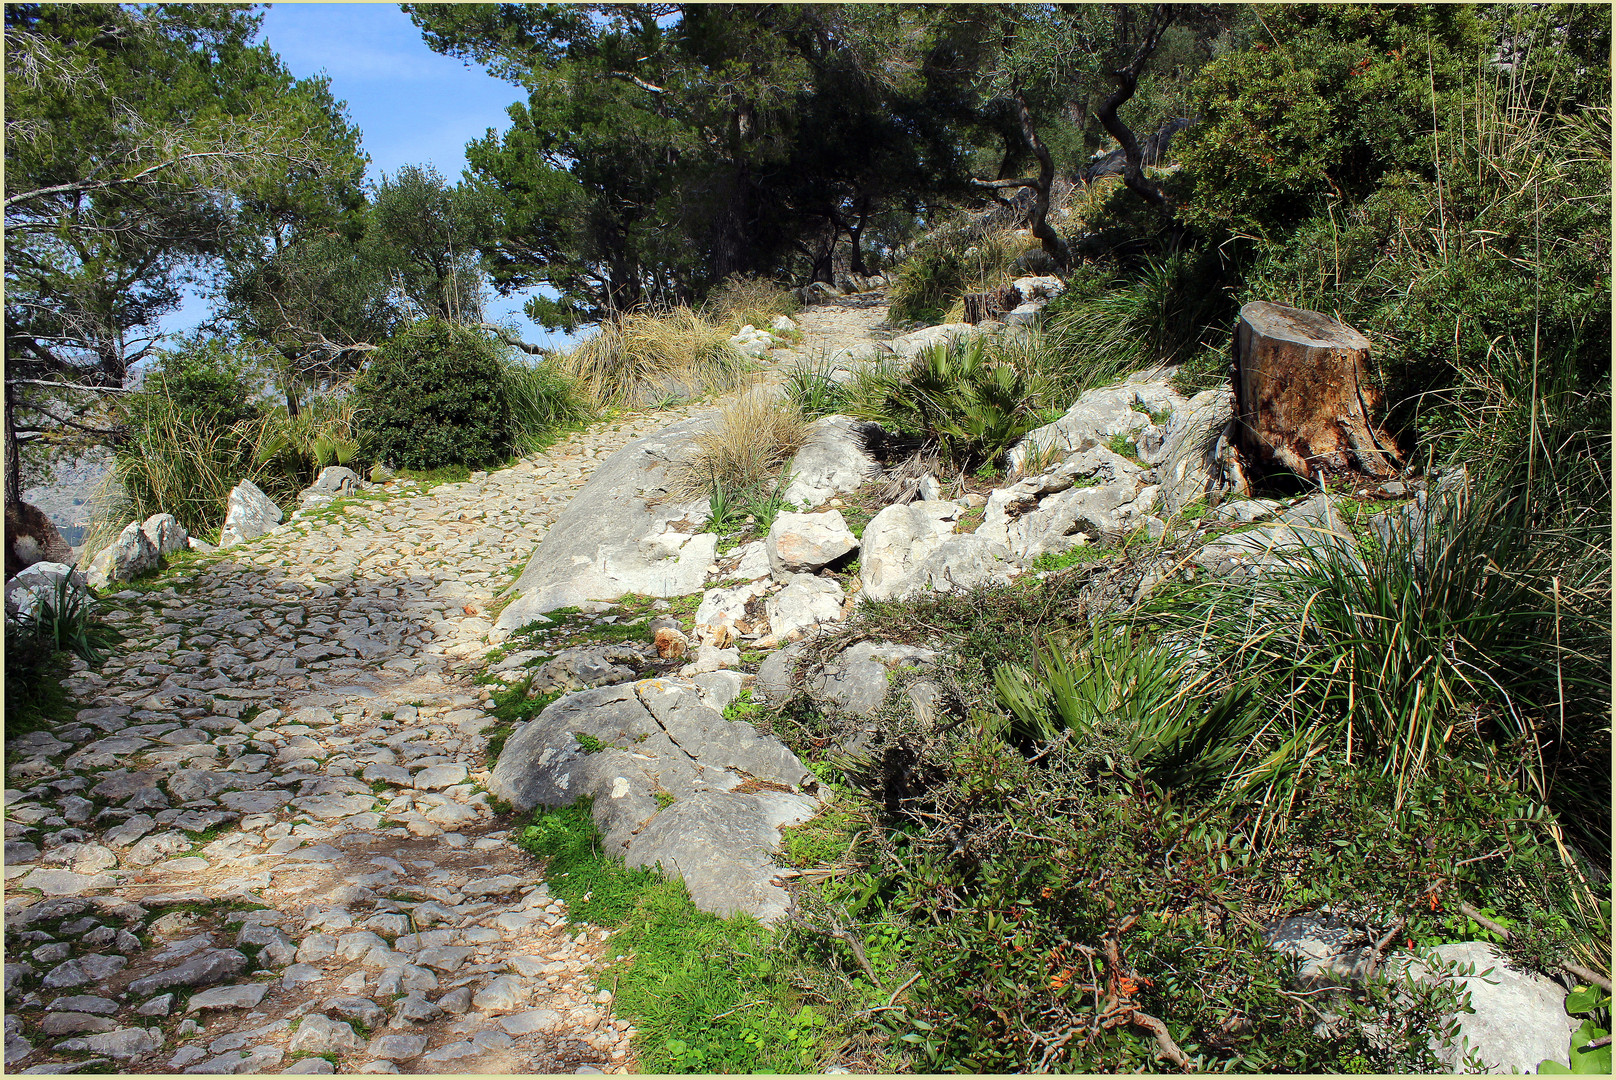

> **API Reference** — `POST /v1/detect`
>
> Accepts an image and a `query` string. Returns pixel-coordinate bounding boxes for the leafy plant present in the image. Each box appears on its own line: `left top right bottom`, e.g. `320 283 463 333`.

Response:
783 356 853 420
352 317 511 470
849 337 1052 472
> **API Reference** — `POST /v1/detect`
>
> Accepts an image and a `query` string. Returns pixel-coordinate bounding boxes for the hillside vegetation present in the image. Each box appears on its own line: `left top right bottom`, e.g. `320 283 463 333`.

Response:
4 3 1607 1075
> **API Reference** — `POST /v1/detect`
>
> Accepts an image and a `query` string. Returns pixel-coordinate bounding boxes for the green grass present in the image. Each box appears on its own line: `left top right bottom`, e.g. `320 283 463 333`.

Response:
393 463 472 490
1105 432 1142 462
517 799 838 1073
1029 542 1108 573
721 689 763 725
574 732 608 754
779 792 865 869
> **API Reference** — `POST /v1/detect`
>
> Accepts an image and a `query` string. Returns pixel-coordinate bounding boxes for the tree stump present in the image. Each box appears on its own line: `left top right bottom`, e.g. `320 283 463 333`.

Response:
963 284 1023 325
1233 301 1401 484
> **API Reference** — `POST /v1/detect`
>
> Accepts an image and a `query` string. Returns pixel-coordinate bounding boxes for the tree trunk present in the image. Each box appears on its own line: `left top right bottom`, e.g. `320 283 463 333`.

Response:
1094 4 1174 210
963 284 1023 325
1011 90 1070 271
1234 301 1402 484
809 219 837 285
846 195 871 277
4 379 21 508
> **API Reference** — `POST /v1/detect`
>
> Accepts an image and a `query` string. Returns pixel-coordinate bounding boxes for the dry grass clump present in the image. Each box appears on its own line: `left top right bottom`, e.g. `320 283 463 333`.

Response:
557 306 753 408
674 389 808 500
703 274 802 335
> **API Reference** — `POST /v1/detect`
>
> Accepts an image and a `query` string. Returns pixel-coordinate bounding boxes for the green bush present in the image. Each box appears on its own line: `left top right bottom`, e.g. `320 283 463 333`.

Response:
847 337 1054 471
353 318 512 470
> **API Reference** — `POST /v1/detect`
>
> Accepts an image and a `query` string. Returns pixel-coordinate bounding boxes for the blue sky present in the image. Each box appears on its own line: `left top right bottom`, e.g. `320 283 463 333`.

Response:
168 3 577 350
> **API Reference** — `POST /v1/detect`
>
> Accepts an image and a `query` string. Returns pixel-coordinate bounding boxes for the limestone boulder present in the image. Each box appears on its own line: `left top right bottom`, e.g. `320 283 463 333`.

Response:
764 574 845 639
498 417 716 629
140 513 189 557
780 415 879 509
1418 942 1577 1074
977 446 1148 557
1156 388 1250 517
297 466 361 508
904 534 1018 595
1009 377 1186 475
694 580 769 638
218 479 283 548
766 510 857 576
486 678 814 922
6 561 89 620
858 500 962 601
86 521 160 588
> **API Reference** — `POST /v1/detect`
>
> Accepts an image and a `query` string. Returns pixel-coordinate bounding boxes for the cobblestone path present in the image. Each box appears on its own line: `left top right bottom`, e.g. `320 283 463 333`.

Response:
3 295 889 1075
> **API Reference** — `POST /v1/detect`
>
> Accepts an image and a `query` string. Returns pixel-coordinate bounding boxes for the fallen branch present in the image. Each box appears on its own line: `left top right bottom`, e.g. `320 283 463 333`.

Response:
1457 901 1612 992
1098 914 1193 1070
1363 917 1408 981
785 895 880 987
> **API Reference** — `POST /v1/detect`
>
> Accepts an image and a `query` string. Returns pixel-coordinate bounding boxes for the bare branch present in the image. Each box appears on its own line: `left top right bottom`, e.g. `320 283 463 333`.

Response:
609 71 667 94
6 378 131 394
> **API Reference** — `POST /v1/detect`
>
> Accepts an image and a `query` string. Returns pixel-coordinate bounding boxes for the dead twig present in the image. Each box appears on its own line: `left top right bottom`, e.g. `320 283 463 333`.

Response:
785 893 881 987
1458 901 1613 992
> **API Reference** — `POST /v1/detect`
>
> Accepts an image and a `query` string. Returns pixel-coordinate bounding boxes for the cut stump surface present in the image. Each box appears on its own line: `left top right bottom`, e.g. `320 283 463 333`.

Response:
1234 301 1400 484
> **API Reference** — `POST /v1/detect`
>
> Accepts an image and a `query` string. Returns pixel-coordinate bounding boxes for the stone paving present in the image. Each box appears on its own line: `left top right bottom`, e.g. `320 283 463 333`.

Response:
3 296 890 1075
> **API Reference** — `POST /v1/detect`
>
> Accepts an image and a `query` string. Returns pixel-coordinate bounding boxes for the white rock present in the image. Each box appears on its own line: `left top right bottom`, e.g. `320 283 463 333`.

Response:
6 562 89 619
86 522 160 588
140 513 189 556
219 480 283 548
780 415 879 509
694 579 769 636
766 510 858 576
764 575 845 639
1393 942 1578 1074
1012 275 1065 301
858 501 962 601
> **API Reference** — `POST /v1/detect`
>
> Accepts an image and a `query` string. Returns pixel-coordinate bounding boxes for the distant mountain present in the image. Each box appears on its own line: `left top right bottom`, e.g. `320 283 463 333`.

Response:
23 452 114 548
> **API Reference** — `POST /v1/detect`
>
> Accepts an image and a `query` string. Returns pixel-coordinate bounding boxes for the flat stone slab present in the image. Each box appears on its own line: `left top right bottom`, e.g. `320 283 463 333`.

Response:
498 417 717 628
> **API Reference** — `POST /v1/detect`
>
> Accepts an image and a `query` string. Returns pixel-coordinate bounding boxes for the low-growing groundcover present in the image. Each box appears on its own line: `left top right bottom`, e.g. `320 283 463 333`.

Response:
516 800 875 1073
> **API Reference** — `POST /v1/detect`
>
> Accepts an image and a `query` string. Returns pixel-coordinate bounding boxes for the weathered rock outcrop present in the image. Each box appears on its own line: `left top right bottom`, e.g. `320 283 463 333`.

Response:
780 415 880 509
218 479 283 548
86 521 160 589
766 510 857 576
487 678 816 922
497 417 717 630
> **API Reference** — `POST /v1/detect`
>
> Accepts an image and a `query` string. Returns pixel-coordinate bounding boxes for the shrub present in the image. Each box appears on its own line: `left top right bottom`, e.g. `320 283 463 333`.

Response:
703 274 801 335
254 393 367 496
116 341 272 537
352 318 511 471
847 336 1054 472
6 574 116 739
558 305 751 407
